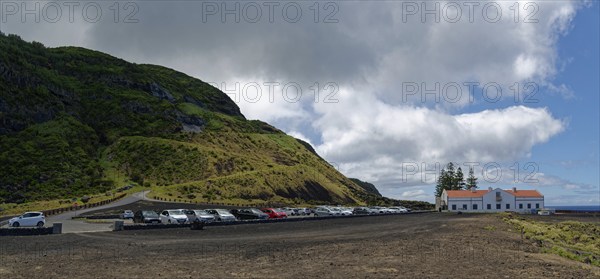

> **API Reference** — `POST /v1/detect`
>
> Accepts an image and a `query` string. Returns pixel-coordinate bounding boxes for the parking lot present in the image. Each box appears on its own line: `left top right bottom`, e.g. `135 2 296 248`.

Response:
1 194 419 233
1 213 597 278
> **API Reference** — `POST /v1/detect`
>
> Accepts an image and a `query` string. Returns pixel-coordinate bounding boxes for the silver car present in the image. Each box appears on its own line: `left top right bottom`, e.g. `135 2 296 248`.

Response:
207 209 237 222
314 207 338 216
183 209 216 223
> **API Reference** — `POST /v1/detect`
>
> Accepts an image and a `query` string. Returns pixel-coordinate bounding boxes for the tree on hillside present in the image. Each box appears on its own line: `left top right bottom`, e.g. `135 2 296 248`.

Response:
466 167 478 190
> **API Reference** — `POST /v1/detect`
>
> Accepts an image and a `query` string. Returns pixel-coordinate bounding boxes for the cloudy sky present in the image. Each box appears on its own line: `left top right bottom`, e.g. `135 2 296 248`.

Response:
2 0 598 205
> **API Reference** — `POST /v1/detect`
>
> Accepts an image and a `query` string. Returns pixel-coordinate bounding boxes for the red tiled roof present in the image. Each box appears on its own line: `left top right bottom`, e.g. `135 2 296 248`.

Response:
445 190 487 198
504 189 543 198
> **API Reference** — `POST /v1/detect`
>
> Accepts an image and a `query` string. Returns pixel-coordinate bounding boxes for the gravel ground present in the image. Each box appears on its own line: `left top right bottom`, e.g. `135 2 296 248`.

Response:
0 213 598 279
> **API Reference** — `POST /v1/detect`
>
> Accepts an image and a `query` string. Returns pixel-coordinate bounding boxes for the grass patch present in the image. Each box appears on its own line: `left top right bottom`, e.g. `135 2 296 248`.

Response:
503 215 600 267
483 225 496 231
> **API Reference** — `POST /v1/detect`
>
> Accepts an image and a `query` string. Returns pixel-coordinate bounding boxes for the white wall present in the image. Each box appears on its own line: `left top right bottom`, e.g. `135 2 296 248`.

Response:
482 189 516 212
515 198 544 212
444 188 544 213
447 198 484 211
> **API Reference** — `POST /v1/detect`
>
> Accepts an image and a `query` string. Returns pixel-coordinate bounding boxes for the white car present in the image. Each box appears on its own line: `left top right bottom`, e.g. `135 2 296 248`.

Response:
387 207 402 214
9 212 46 228
314 207 338 216
121 210 134 219
336 207 353 216
282 207 298 216
296 208 311 215
369 206 390 214
159 210 189 224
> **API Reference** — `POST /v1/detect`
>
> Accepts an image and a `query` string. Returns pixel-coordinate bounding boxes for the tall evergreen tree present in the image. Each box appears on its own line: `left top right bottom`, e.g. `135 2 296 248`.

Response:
435 163 476 196
466 167 478 190
443 162 455 190
455 167 465 190
435 168 447 197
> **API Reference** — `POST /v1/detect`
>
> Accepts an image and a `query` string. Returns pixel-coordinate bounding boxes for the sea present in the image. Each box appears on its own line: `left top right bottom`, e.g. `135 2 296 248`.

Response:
547 205 600 212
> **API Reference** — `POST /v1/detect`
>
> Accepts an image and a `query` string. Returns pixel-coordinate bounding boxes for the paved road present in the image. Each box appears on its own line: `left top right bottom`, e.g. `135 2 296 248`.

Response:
48 191 147 221
1 191 148 233
46 191 149 233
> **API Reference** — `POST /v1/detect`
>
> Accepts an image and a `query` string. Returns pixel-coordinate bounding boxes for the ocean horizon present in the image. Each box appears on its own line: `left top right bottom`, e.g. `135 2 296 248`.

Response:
547 205 600 212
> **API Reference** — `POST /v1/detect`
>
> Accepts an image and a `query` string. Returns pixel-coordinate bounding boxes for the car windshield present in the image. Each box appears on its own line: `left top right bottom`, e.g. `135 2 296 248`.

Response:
168 210 183 215
217 209 230 215
250 209 263 214
195 210 209 215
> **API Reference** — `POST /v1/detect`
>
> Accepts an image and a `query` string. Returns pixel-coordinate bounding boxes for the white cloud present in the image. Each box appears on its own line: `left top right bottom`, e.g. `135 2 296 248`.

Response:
315 95 565 189
401 189 427 199
1 1 589 202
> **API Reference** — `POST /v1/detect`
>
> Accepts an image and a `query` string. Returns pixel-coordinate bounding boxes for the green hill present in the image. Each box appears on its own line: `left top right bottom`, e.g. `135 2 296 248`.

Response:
0 32 380 206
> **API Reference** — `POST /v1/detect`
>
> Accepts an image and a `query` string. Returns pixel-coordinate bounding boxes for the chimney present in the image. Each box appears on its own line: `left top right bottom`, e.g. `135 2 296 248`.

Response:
512 187 517 193
488 187 493 192
471 187 476 193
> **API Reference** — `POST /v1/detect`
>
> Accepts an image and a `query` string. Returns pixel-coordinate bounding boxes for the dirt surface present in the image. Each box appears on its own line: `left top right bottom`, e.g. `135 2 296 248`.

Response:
0 213 598 279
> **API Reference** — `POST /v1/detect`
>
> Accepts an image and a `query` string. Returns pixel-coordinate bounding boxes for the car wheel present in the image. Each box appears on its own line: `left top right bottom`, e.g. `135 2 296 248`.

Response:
12 222 20 228
37 222 44 228
168 219 172 224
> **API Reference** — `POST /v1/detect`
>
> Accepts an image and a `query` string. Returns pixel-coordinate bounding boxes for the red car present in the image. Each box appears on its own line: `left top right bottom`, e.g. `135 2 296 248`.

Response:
261 208 287 219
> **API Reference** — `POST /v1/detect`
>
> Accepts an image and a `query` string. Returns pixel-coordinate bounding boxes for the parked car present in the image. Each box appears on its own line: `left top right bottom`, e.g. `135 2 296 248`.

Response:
121 210 134 219
282 207 298 216
231 208 270 220
387 207 401 214
159 210 189 224
8 212 45 228
353 207 372 215
207 209 237 222
274 208 290 218
183 209 216 223
314 207 338 216
296 208 311 215
133 210 161 224
261 208 287 219
389 207 408 213
369 206 390 214
337 207 353 216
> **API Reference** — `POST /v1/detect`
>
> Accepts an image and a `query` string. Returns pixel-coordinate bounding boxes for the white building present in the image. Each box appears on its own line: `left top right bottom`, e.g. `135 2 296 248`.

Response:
441 187 544 212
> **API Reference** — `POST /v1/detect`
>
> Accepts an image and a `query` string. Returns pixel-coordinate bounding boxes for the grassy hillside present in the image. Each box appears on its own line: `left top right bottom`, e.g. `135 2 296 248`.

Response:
0 32 374 206
503 214 600 267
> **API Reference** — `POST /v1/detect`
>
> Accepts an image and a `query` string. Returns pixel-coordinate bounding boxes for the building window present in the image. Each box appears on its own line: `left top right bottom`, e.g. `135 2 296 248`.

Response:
452 204 457 210
506 204 510 209
487 204 491 210
536 203 540 209
473 204 478 210
496 204 501 210
527 204 531 209
519 204 523 209
463 204 467 210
